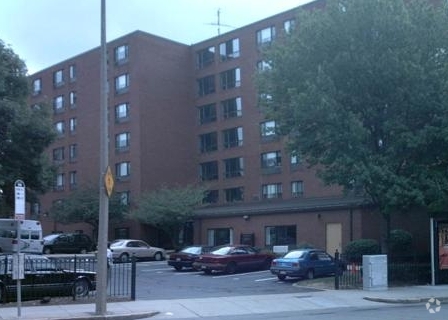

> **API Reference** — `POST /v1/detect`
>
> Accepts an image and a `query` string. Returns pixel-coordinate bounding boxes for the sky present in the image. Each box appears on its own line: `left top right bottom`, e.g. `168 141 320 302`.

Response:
0 0 312 74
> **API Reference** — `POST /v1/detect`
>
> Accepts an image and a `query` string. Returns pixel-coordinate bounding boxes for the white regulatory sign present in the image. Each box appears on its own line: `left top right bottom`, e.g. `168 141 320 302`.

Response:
14 180 25 220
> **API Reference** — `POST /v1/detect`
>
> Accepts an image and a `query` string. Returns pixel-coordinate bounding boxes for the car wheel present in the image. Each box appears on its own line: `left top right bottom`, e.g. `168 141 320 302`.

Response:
306 269 314 280
154 252 163 261
277 274 286 281
174 266 182 271
119 253 130 263
263 258 272 270
43 247 52 254
73 279 89 297
203 269 212 275
225 262 237 274
80 248 87 254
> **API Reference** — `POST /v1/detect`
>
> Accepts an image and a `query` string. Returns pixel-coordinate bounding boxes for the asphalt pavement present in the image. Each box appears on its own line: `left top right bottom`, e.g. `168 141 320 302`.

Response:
1 285 447 320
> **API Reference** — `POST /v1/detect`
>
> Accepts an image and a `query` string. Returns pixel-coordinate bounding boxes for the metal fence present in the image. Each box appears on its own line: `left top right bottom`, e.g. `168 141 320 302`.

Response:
48 255 135 301
334 260 431 289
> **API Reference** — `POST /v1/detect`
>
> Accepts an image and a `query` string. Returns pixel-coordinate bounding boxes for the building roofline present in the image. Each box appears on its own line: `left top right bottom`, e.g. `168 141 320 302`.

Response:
194 195 370 218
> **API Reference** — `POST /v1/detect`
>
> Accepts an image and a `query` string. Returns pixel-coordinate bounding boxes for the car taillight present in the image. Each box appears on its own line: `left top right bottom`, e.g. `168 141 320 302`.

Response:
12 239 18 244
292 262 299 267
271 261 277 266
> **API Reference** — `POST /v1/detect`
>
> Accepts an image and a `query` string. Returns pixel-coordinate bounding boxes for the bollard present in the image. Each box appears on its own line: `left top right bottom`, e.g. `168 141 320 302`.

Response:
131 254 136 300
334 249 340 290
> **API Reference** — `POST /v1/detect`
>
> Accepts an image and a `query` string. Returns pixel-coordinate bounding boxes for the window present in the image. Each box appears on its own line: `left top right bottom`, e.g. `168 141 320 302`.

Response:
290 152 301 167
115 44 129 64
115 132 130 152
69 91 77 107
260 120 277 140
222 97 242 119
219 38 240 61
53 69 64 87
198 103 217 124
69 64 76 81
225 187 244 202
199 132 218 153
54 173 64 191
55 121 65 136
32 79 42 95
291 181 304 197
52 147 64 162
224 157 243 178
197 75 215 96
203 190 219 204
117 191 130 206
69 144 77 162
256 26 275 45
115 73 129 93
257 60 272 72
223 127 243 148
261 151 281 168
207 228 233 246
196 46 215 69
284 19 296 34
116 162 130 179
115 103 130 122
265 225 296 246
262 183 282 199
53 95 64 113
200 161 218 181
69 118 77 134
220 68 241 90
69 171 77 189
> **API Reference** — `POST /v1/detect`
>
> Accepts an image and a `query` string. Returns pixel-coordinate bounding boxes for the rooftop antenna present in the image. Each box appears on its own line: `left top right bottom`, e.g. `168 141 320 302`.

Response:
206 9 235 35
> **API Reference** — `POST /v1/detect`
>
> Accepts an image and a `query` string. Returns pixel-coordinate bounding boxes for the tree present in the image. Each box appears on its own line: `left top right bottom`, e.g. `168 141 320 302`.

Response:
0 40 56 216
256 0 448 241
131 185 208 247
49 185 129 240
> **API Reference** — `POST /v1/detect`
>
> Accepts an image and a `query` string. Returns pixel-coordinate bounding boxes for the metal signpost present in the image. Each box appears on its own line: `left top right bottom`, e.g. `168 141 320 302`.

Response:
14 180 26 317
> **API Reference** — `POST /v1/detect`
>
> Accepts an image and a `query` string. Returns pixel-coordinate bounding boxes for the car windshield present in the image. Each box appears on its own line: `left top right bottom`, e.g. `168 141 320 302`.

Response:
43 234 60 241
182 246 202 254
110 240 125 247
211 246 232 255
283 250 306 259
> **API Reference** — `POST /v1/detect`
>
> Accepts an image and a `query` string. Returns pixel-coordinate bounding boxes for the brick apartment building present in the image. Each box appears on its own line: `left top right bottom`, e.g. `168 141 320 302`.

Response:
28 1 430 255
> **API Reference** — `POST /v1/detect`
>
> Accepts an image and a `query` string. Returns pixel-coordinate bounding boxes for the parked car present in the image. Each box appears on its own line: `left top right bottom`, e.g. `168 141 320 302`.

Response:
42 233 95 254
192 245 275 274
0 254 96 302
109 239 166 263
168 245 213 271
270 249 340 280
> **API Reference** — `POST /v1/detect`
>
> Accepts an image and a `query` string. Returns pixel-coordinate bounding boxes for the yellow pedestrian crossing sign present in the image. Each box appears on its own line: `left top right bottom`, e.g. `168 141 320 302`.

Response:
104 166 114 197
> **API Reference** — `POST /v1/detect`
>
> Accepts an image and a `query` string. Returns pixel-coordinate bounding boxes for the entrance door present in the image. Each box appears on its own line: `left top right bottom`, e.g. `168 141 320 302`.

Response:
326 223 342 256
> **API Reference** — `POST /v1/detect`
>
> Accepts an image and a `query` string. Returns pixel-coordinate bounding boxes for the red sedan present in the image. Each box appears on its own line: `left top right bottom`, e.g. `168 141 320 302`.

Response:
193 245 275 274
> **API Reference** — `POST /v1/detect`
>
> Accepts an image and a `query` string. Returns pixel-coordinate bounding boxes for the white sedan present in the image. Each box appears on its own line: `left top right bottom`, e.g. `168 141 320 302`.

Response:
109 239 166 263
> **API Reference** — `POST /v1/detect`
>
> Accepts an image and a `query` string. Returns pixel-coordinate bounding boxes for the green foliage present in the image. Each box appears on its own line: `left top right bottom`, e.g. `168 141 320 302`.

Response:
0 40 56 215
131 184 208 246
256 0 448 217
343 239 380 263
388 229 413 256
49 185 129 239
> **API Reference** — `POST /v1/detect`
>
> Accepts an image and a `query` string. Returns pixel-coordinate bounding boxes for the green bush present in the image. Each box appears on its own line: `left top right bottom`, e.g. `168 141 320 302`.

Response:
388 229 413 255
343 239 380 263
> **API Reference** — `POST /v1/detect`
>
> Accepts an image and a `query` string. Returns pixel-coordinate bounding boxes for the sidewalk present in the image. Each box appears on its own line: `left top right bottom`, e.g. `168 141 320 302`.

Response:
1 285 447 320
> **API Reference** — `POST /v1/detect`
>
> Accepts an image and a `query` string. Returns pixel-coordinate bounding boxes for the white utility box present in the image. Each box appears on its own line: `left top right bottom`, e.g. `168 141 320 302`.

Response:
363 254 388 291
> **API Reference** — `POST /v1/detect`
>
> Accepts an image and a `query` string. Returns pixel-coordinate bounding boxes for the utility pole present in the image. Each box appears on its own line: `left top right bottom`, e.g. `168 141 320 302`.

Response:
96 0 109 315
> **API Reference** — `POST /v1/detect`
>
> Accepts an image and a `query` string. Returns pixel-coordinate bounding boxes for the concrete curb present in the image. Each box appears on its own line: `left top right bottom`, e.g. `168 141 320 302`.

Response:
51 311 159 320
363 296 448 304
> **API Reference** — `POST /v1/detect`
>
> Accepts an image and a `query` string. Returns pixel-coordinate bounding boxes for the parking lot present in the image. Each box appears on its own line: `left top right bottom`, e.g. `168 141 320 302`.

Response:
130 260 319 300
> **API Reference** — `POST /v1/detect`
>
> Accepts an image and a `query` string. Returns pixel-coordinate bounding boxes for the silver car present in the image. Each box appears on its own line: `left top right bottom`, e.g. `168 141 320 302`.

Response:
109 239 166 263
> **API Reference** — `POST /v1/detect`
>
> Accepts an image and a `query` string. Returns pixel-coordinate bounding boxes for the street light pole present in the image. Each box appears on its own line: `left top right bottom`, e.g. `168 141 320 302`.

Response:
96 0 109 315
